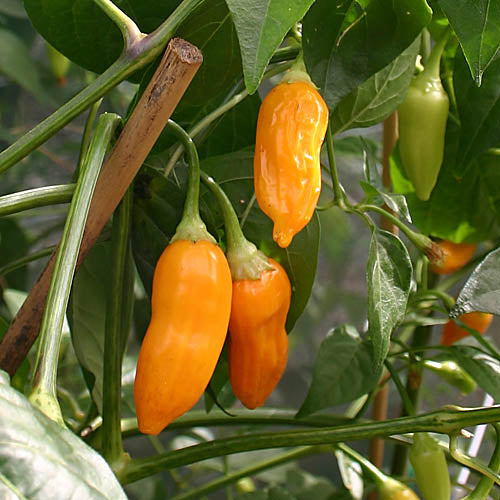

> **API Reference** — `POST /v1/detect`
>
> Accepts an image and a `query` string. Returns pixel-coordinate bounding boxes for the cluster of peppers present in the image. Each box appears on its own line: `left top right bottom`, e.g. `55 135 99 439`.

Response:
134 55 328 435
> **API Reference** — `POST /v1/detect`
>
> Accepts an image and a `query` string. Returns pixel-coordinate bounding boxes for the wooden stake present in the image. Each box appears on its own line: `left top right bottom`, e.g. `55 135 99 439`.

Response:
0 38 203 376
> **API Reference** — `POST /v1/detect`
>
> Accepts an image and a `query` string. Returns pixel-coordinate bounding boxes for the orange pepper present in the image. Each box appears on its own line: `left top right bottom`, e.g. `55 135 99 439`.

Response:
134 239 232 435
441 311 493 346
254 80 328 248
228 258 291 409
431 240 476 275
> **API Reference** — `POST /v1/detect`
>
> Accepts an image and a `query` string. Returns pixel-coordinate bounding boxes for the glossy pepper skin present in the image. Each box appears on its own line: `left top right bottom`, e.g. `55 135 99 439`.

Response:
254 80 328 248
134 239 232 435
398 34 449 201
441 311 493 346
228 258 291 409
409 432 451 500
431 240 477 275
380 478 420 500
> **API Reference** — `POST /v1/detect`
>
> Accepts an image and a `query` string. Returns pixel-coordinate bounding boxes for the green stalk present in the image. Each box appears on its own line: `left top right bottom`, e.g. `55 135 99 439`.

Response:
200 171 272 280
29 113 121 425
170 446 326 500
384 360 415 416
102 188 133 474
463 424 500 499
0 184 75 216
336 442 388 485
449 432 500 487
166 121 214 243
0 247 55 277
76 99 103 177
93 0 143 47
121 406 500 484
0 0 205 174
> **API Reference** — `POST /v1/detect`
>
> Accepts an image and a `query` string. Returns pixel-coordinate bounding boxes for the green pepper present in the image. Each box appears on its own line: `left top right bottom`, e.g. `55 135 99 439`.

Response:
398 31 450 201
409 432 451 500
423 359 476 394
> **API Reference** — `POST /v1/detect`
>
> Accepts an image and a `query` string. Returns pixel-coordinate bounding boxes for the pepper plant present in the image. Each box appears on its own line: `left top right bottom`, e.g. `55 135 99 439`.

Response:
1 1 500 499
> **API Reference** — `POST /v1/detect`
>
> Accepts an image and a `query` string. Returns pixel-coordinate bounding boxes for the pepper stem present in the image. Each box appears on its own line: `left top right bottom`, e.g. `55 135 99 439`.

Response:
280 51 314 86
167 120 215 243
422 27 451 79
200 171 272 280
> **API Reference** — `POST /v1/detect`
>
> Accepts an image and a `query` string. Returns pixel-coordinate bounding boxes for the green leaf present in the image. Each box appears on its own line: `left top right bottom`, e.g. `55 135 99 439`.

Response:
367 229 412 368
303 0 431 109
0 370 127 499
452 246 500 317
0 218 29 293
225 0 315 93
453 48 500 174
334 449 363 500
446 346 500 401
297 325 382 417
68 241 133 413
24 0 240 100
390 143 499 243
198 92 261 158
438 0 500 85
331 38 419 134
0 28 49 103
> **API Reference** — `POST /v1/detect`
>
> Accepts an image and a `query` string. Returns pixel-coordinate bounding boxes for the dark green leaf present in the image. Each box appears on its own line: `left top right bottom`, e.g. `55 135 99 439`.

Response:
68 241 133 413
204 350 236 413
331 38 419 134
0 370 127 499
367 229 412 368
438 0 500 85
446 346 500 401
0 219 29 292
297 325 382 417
197 92 261 158
0 28 49 103
452 246 500 317
225 0 315 93
390 143 499 243
303 0 431 109
453 48 500 174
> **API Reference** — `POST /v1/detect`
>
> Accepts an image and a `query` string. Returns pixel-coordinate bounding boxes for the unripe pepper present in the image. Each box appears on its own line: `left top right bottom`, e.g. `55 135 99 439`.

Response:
409 432 451 500
254 55 328 248
46 43 70 86
423 359 476 394
134 122 232 435
441 311 493 346
431 240 477 275
398 30 450 201
201 172 291 409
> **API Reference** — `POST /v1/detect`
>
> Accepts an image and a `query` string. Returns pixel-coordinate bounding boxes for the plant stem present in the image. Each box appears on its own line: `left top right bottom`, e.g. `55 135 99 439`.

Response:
0 247 55 277
337 443 387 484
121 405 500 484
0 185 75 216
93 0 144 48
29 113 121 425
76 99 103 176
325 120 348 209
170 446 325 500
449 432 500 487
163 61 294 177
0 0 205 174
102 188 133 469
464 424 500 499
384 360 415 416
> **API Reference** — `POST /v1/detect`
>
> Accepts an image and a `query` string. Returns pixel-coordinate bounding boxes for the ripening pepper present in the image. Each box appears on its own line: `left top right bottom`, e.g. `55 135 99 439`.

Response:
379 477 420 500
441 311 493 346
410 432 451 500
134 121 232 435
229 257 291 409
201 172 291 409
431 240 477 275
398 31 450 201
254 56 328 248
